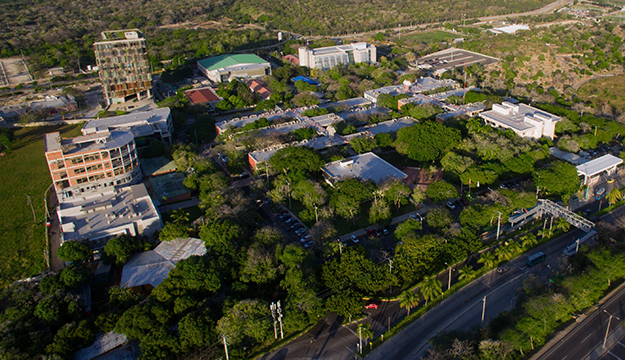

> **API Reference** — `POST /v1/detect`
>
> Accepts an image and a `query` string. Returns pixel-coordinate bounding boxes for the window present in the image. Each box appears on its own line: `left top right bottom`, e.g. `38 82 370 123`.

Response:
56 160 65 169
88 174 105 181
86 164 103 172
76 177 89 184
84 154 101 162
74 168 86 175
69 157 83 165
101 151 109 159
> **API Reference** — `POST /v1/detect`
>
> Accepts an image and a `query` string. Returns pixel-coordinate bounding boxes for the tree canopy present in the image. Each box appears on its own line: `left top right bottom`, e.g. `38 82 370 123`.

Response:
394 122 461 162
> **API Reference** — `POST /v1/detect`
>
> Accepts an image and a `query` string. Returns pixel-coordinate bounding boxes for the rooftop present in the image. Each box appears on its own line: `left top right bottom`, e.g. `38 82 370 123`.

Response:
197 54 269 72
304 42 372 56
480 102 560 132
82 108 171 135
149 172 190 202
45 130 135 155
141 156 177 177
74 331 128 360
184 87 222 105
576 154 623 177
322 152 408 184
359 117 418 135
121 238 206 288
97 29 145 42
58 184 161 242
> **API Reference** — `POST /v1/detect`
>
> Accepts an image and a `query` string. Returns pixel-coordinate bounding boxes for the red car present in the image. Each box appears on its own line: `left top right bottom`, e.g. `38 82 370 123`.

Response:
364 301 380 309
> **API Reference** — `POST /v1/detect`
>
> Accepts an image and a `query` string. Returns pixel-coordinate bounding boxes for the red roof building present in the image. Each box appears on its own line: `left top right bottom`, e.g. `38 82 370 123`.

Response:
283 54 300 65
247 79 273 101
184 87 222 106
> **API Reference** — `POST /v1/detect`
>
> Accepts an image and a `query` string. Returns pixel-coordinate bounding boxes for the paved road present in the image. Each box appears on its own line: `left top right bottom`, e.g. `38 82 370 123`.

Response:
259 224 586 360
535 284 625 360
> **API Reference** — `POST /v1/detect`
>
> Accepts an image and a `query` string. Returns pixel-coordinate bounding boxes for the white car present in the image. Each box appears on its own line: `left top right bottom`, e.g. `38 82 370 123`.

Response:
446 201 456 210
350 235 359 243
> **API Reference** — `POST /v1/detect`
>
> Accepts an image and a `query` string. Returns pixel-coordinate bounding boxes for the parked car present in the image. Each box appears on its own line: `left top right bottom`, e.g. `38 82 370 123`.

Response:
304 241 315 248
350 235 360 243
496 265 509 274
364 301 380 309
375 229 383 237
367 229 376 238
446 201 456 210
295 228 306 235
284 217 293 223
383 227 390 235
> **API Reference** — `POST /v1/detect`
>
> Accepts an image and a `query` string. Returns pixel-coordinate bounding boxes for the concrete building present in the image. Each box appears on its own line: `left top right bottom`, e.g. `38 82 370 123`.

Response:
576 154 623 185
197 54 271 83
57 184 162 248
480 101 560 139
298 43 376 70
45 130 141 200
364 78 458 103
82 108 173 146
121 237 206 292
94 29 152 105
322 152 407 186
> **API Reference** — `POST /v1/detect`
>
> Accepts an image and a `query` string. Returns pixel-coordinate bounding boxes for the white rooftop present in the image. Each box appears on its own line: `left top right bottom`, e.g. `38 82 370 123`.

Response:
358 117 418 135
576 154 623 177
480 101 560 132
121 238 206 289
322 152 407 184
491 24 530 34
58 184 161 243
45 130 135 155
82 108 171 135
307 42 372 56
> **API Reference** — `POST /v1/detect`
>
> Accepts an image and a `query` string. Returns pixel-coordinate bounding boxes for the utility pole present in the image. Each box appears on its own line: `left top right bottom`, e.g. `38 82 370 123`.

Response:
444 262 453 291
314 204 318 223
337 239 343 255
603 310 620 348
277 300 284 339
222 334 230 360
359 326 362 354
388 259 394 293
481 296 487 324
270 303 278 339
496 212 502 240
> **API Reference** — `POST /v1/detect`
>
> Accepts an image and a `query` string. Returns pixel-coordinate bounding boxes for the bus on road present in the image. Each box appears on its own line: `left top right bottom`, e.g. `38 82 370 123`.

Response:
595 187 606 201
526 251 546 267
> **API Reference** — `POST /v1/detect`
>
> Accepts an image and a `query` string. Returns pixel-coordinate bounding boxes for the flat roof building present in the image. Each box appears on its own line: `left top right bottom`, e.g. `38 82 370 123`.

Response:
480 101 560 139
57 184 162 248
299 43 376 70
576 154 623 185
197 54 271 83
94 29 152 105
322 152 407 186
82 107 173 146
45 130 141 200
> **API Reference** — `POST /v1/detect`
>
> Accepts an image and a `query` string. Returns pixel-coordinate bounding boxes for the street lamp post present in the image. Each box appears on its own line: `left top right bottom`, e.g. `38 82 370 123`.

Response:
444 262 454 291
603 310 620 348
314 204 318 223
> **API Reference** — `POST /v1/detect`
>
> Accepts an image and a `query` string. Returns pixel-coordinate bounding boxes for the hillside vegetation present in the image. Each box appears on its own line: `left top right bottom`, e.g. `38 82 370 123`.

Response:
0 0 553 71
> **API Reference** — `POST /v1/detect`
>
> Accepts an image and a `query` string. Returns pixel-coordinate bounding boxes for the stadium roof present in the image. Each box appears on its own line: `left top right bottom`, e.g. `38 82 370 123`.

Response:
197 54 269 71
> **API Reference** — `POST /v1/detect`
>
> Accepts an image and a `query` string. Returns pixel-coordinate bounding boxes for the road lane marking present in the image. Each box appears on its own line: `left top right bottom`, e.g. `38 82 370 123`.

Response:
582 334 593 343
618 341 625 348
608 351 623 360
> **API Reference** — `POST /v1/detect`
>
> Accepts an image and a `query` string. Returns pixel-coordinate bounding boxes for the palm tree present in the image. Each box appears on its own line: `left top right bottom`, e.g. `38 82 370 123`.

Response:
478 251 497 270
399 290 420 316
554 217 571 233
458 265 476 281
357 323 374 346
171 209 189 224
419 275 442 305
508 241 523 258
608 188 623 206
521 233 538 250
495 245 512 263
537 228 550 239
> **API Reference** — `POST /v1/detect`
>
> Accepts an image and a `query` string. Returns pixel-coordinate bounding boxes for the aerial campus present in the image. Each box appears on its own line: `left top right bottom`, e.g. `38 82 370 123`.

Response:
3 1 625 359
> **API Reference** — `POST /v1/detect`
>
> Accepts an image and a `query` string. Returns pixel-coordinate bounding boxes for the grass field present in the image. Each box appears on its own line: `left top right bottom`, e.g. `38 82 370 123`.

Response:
394 31 458 45
0 124 83 286
577 74 625 113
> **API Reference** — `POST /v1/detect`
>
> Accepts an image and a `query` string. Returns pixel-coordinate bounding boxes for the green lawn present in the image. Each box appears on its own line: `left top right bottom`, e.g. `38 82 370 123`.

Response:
0 124 83 285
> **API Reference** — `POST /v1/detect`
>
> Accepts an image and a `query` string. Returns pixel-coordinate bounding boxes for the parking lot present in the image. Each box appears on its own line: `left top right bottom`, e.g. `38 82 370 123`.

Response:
416 48 499 73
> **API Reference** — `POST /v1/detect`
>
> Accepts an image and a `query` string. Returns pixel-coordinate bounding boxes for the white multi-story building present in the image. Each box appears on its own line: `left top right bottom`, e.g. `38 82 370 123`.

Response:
299 43 376 70
480 101 560 139
82 108 173 146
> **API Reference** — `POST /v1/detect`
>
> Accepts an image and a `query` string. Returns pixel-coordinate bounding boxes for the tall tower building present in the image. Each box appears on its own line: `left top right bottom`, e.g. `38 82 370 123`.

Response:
94 29 152 105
